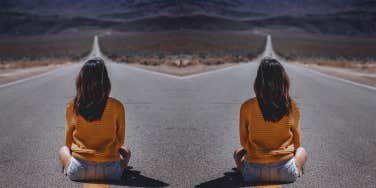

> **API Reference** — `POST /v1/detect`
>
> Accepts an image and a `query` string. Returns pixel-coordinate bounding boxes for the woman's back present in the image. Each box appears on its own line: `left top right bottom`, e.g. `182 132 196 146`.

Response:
66 97 125 162
240 97 300 164
59 58 130 182
235 58 307 184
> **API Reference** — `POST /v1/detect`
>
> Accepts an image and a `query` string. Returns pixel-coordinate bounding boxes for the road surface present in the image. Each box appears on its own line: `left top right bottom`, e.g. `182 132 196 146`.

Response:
0 35 375 188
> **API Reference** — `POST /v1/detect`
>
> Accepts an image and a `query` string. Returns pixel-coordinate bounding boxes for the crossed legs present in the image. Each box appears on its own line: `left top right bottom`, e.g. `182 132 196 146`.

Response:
58 146 71 173
233 147 308 175
119 147 131 169
234 148 247 172
58 146 132 173
294 147 308 175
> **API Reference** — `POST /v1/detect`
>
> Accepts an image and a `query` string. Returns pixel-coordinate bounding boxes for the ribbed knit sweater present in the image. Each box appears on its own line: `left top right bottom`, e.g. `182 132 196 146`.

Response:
239 97 300 164
65 97 125 162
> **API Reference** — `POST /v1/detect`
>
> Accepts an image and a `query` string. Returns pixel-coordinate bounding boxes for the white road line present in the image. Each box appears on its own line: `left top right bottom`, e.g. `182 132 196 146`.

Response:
0 63 73 89
289 63 376 91
267 35 376 92
0 35 100 89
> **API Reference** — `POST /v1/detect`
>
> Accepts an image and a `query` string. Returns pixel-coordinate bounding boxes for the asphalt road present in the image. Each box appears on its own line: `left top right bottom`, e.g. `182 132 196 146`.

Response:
0 36 375 188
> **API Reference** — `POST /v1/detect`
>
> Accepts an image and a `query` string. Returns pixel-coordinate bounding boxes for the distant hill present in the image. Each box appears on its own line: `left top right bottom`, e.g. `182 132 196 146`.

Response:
0 11 117 36
246 10 376 36
0 0 179 18
0 0 372 19
353 0 376 11
114 14 249 31
0 0 376 37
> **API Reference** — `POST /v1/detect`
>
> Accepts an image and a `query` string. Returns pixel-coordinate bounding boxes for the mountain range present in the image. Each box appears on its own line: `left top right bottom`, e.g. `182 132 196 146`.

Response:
0 0 375 36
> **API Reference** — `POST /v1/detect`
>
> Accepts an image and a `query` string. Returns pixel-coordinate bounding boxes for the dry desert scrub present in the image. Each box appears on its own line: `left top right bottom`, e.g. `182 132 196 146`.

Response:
273 35 376 62
291 57 376 71
0 35 92 68
116 55 248 67
0 58 71 69
294 58 375 67
100 31 265 65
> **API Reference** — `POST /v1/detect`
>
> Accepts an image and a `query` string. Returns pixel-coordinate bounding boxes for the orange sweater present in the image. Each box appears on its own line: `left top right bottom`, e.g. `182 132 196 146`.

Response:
239 97 300 164
65 97 125 162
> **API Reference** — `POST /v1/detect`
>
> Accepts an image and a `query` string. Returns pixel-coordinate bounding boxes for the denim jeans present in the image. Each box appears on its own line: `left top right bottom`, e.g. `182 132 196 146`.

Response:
67 157 123 181
242 158 299 183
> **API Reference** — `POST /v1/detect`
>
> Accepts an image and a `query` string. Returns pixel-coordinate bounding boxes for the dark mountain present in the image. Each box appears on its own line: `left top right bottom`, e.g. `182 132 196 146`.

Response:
0 0 179 18
2 10 376 36
180 0 357 16
0 11 117 36
114 14 249 31
246 10 376 36
0 0 375 36
353 0 376 11
0 0 373 19
114 10 376 35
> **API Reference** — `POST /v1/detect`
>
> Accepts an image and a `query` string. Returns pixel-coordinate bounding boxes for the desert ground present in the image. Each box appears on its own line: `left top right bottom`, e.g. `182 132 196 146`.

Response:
271 34 376 87
1 31 376 88
290 60 376 87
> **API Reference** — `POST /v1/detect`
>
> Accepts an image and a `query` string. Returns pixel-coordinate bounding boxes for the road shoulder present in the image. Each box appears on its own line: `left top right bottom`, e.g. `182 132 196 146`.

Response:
292 61 376 88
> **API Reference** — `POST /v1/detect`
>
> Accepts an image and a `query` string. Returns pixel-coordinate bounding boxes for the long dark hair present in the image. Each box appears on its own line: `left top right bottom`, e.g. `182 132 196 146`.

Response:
73 58 111 121
254 58 292 122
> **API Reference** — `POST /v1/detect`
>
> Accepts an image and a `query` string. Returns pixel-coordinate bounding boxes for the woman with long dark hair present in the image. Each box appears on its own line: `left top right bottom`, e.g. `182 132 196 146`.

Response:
234 58 307 184
58 58 131 181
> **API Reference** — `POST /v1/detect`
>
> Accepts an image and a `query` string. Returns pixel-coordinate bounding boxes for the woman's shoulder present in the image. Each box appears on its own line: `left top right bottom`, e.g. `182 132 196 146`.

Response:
241 97 258 111
65 100 75 117
107 97 125 109
242 97 257 105
291 99 299 109
66 99 74 110
290 99 300 115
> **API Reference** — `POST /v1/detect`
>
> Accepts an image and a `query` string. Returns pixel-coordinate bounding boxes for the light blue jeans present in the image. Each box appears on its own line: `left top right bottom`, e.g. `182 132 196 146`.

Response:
242 158 299 184
67 157 123 181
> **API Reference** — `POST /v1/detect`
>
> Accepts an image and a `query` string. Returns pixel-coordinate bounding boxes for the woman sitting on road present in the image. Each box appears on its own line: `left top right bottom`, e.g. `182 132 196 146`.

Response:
234 58 307 184
58 58 131 181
